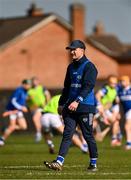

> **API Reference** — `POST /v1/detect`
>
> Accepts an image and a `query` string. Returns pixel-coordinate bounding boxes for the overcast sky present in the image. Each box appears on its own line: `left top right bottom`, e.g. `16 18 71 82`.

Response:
0 0 131 43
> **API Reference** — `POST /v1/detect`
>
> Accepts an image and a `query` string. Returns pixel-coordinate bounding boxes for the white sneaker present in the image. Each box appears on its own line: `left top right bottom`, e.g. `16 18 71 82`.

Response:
111 139 121 147
81 144 88 153
125 145 131 150
0 138 5 146
35 132 42 142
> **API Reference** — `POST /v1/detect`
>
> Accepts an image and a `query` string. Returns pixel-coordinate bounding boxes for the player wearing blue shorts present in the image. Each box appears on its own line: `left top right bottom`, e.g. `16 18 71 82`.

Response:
117 76 131 150
0 79 31 146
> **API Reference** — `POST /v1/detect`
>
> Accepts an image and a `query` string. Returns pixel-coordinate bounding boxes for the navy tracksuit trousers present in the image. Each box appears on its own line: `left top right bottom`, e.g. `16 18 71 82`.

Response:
58 110 98 159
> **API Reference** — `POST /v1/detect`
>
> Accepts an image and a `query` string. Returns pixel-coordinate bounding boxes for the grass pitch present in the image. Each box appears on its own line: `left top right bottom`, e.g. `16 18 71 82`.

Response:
0 134 131 179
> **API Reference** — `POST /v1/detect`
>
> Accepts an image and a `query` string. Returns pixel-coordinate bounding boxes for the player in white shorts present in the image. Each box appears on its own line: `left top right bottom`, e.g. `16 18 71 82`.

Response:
95 76 121 145
41 95 88 154
27 76 51 142
0 79 31 146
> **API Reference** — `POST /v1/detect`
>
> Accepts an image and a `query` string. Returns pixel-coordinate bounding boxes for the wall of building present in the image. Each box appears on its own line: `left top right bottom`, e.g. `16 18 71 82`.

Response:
118 64 131 78
0 2 126 89
0 21 70 89
86 44 119 79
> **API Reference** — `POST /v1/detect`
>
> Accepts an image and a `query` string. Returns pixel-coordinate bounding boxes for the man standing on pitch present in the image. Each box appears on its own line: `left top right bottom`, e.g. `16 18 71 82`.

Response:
44 40 98 171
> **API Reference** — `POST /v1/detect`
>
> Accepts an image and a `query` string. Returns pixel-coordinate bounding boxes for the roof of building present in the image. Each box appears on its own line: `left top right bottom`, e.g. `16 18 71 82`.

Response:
87 34 131 63
0 13 72 49
0 3 131 64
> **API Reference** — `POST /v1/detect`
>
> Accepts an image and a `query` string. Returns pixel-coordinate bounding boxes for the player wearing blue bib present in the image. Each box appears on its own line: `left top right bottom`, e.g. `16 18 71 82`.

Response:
44 40 98 171
117 75 131 150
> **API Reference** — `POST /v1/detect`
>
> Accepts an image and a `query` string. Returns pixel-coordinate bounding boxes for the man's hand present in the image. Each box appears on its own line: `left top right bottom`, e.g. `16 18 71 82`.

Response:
97 104 104 116
68 101 79 111
58 106 63 115
21 106 28 113
2 110 18 117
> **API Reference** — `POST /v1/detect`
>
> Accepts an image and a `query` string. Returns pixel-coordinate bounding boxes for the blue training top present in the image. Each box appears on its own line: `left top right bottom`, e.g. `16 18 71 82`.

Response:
59 55 98 113
6 86 28 111
117 85 131 113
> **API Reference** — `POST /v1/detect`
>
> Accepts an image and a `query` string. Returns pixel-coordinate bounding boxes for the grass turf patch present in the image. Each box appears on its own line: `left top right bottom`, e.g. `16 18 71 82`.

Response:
0 134 131 179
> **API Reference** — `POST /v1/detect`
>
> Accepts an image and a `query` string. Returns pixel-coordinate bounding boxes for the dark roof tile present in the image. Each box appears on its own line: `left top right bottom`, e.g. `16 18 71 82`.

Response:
88 34 126 54
0 14 51 46
87 34 131 62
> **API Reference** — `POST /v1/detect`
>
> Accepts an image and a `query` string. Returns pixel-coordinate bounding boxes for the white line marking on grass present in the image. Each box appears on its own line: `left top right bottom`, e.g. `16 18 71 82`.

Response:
0 165 131 176
1 165 131 176
1 165 43 169
1 164 130 168
34 172 131 176
1 165 85 169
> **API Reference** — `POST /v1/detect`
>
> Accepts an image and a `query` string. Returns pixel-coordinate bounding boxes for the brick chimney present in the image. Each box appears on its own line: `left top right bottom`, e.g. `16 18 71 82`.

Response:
27 3 44 17
70 3 85 41
93 21 105 35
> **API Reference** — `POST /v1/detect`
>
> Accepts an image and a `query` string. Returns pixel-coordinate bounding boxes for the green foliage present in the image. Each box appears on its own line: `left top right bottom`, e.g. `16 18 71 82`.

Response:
0 134 131 179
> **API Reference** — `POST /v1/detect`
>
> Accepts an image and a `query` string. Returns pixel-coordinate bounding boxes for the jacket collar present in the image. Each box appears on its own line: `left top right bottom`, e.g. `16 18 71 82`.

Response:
73 55 87 65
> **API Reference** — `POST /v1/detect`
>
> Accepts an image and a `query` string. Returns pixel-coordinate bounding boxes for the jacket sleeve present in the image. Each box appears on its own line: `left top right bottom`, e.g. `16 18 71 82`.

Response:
76 62 98 102
59 65 71 106
11 89 23 110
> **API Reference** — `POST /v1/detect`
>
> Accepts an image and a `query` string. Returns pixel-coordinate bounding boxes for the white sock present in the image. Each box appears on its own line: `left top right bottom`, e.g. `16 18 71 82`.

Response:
47 140 54 147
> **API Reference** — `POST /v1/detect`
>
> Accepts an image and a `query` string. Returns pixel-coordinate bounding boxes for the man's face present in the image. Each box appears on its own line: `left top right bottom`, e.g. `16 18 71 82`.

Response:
109 81 117 88
23 84 31 90
108 77 118 88
32 78 39 87
70 48 84 60
121 80 130 88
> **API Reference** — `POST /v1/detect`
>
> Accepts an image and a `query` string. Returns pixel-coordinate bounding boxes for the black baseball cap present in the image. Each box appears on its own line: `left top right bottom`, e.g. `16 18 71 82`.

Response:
22 79 31 85
66 40 86 50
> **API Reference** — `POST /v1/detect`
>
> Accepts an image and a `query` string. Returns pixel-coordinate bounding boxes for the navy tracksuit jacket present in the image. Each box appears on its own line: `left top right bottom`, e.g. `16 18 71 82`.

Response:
58 55 98 159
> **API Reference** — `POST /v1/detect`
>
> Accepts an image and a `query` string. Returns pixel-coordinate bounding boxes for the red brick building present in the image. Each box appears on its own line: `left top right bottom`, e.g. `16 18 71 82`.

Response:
0 3 131 89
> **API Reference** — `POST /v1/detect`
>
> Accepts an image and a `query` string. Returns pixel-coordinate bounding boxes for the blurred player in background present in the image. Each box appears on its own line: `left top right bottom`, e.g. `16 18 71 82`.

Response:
95 75 121 146
28 76 51 142
0 79 31 146
41 94 88 154
117 75 131 150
